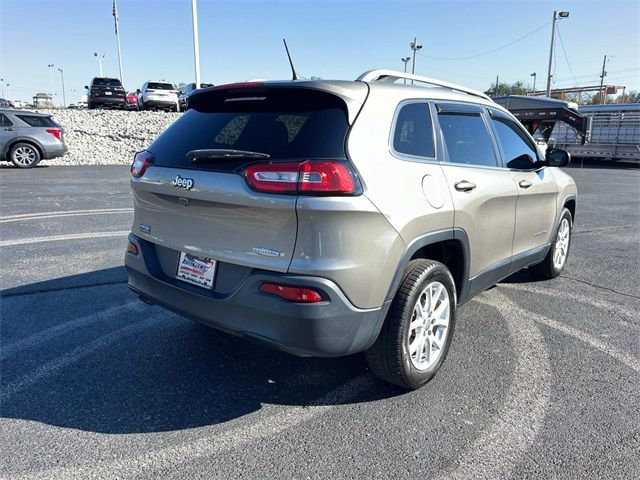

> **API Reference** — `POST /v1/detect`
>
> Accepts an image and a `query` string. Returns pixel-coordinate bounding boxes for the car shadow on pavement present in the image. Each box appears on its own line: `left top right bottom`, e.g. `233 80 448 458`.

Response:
1 268 403 434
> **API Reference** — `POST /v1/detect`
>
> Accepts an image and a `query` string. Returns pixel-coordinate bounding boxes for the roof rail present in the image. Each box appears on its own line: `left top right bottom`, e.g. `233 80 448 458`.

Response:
356 69 492 102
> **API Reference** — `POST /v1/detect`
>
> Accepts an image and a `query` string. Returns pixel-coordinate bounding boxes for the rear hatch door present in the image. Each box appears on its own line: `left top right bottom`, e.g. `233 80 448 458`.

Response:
131 84 364 272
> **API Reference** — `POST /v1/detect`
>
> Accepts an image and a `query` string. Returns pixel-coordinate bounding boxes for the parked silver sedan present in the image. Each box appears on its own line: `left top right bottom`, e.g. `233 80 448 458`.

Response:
0 109 67 168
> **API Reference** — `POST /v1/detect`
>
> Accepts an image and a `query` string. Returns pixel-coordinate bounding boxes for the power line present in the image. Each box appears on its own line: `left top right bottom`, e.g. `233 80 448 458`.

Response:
418 21 552 61
555 24 578 85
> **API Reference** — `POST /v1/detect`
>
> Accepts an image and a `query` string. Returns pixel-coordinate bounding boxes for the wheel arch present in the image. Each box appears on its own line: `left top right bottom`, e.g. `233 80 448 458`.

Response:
383 228 471 307
6 138 45 159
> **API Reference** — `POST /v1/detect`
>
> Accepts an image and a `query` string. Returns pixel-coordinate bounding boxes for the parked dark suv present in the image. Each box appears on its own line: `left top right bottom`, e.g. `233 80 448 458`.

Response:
85 77 127 109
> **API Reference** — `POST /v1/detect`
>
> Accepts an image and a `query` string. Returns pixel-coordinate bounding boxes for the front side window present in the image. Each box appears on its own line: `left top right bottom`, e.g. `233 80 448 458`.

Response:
438 113 496 167
392 102 435 158
491 116 539 169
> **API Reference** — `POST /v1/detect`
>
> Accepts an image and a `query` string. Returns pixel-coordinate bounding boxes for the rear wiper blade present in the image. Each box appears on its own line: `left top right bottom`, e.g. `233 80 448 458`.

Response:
187 149 270 162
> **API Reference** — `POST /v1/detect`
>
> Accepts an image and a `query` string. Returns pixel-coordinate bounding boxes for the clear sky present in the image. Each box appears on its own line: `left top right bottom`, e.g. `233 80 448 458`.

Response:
1 0 638 104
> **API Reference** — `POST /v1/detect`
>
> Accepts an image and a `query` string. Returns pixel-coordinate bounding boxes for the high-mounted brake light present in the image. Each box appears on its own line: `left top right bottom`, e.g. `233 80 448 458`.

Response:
260 282 323 303
131 150 154 177
215 82 264 90
244 160 359 195
46 129 62 140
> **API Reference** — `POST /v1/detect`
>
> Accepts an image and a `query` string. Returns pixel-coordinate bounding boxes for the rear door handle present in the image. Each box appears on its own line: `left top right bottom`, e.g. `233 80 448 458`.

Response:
519 180 533 189
3 128 12 131
454 180 476 192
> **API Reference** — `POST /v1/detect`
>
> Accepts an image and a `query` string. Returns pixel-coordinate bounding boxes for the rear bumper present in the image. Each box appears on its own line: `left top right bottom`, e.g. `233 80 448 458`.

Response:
125 234 384 357
89 97 126 107
143 98 177 108
43 145 67 159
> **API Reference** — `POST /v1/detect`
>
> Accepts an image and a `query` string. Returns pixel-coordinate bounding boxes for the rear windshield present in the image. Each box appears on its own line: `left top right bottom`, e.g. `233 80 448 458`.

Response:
148 83 174 90
16 115 58 128
148 88 349 171
92 78 122 87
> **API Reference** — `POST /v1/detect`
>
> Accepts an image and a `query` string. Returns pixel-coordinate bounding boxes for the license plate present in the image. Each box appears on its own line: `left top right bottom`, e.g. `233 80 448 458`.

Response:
105 91 112 95
176 252 216 289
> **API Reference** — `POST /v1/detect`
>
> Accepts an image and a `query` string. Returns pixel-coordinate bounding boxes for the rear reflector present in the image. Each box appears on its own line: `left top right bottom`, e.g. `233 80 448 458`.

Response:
245 160 359 195
126 241 139 255
46 129 62 140
259 282 323 303
131 150 154 177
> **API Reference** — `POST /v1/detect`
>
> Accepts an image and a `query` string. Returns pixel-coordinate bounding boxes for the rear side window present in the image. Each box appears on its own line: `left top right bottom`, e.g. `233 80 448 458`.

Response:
16 115 57 127
0 114 12 127
92 78 122 87
490 116 539 169
438 113 497 167
148 83 174 90
148 88 349 171
392 102 435 158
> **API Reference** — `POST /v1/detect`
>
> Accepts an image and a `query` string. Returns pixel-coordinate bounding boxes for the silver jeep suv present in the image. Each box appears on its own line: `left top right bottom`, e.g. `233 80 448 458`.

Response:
125 70 576 389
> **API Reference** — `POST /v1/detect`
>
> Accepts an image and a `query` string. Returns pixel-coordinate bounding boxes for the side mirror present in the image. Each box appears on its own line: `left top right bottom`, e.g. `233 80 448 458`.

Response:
546 148 571 167
136 89 141 94
84 85 88 89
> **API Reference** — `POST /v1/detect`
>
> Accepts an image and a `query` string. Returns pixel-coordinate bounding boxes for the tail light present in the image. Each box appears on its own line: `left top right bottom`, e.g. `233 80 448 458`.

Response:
131 151 154 177
244 160 360 195
116 86 125 92
46 129 62 140
260 282 323 303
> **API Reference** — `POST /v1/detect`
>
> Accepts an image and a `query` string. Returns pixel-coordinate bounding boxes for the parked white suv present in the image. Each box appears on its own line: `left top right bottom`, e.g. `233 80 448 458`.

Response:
136 82 179 112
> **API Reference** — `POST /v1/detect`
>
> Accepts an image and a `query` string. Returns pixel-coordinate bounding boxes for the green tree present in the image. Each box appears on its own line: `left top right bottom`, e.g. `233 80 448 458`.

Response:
485 80 531 97
615 90 640 103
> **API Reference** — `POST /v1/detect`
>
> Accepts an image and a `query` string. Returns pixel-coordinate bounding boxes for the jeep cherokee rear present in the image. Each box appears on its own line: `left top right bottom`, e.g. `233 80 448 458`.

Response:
125 71 576 389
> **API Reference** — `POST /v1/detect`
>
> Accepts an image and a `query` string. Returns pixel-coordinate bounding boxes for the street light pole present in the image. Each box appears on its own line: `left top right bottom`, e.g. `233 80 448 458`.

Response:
410 38 423 85
47 64 55 107
546 10 569 97
191 0 201 89
0 78 4 98
401 57 410 84
94 53 106 76
58 68 66 107
530 72 537 95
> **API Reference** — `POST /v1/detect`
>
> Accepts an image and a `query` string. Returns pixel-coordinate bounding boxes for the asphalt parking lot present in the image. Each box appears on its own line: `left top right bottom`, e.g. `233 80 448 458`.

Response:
1 162 639 479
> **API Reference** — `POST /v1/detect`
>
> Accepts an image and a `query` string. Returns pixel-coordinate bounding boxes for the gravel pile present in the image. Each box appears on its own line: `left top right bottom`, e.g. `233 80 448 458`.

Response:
46 109 182 165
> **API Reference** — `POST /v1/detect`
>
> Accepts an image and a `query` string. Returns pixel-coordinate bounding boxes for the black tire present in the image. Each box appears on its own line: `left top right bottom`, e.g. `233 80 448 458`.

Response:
9 142 41 168
365 259 457 390
530 208 572 279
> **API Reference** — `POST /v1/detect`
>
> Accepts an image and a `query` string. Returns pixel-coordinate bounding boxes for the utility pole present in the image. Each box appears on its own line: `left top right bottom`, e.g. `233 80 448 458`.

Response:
191 0 201 89
47 64 55 107
495 75 499 97
58 68 66 107
530 72 537 95
410 38 422 84
401 57 410 84
546 11 570 97
599 54 607 104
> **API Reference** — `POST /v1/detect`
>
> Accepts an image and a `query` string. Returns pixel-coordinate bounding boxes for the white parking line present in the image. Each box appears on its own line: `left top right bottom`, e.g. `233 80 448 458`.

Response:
21 374 375 479
1 301 142 361
498 289 640 373
0 208 133 223
0 231 130 247
1 313 171 402
444 290 551 480
502 282 640 326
